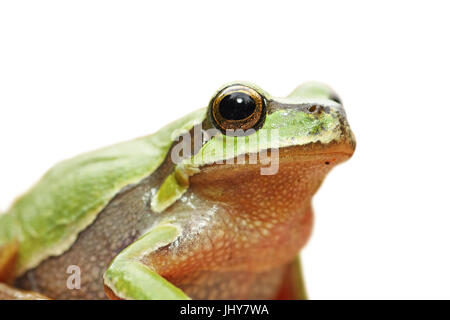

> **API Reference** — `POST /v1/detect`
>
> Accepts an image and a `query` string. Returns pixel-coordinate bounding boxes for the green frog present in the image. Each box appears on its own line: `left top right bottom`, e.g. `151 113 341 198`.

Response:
0 82 355 299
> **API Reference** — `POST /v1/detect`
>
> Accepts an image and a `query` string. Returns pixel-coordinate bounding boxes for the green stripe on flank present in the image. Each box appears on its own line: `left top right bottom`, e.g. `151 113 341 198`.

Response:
0 108 206 275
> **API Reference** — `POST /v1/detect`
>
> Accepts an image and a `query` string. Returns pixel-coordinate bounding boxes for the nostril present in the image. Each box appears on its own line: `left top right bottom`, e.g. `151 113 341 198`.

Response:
308 105 317 113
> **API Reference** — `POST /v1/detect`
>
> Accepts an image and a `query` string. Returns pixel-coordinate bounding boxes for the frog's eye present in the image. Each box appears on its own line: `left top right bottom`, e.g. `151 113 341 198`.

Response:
209 85 266 135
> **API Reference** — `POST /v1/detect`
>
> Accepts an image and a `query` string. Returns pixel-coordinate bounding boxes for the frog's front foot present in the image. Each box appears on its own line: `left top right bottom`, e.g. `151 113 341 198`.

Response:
103 222 190 300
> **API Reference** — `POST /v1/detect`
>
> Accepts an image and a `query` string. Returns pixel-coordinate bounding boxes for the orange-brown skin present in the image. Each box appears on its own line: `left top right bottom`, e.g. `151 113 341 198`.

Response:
0 242 49 300
139 144 353 299
0 241 20 286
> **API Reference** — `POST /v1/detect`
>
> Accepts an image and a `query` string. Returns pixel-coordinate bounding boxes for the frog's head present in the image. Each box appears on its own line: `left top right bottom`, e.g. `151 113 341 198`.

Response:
185 81 355 212
187 81 355 177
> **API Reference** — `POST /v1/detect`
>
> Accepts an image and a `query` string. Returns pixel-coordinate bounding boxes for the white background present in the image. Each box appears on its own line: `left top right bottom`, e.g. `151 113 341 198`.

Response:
1 1 449 299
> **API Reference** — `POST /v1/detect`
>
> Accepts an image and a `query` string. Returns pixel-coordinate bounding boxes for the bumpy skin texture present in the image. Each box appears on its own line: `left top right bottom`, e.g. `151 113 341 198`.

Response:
153 145 349 299
14 142 179 299
15 174 158 299
1 82 355 299
16 144 352 299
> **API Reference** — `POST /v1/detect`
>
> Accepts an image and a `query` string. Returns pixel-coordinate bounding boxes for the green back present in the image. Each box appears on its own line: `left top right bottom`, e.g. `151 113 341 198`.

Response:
0 108 206 275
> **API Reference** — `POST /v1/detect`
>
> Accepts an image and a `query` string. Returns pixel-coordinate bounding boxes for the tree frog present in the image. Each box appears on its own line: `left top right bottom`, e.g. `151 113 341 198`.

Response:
0 82 355 299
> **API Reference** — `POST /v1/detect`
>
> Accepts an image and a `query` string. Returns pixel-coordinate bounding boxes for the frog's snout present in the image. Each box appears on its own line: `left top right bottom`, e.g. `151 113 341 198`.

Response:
330 105 356 157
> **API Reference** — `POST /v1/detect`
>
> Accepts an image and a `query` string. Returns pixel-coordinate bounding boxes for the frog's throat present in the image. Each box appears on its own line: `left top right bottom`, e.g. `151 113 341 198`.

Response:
148 143 353 280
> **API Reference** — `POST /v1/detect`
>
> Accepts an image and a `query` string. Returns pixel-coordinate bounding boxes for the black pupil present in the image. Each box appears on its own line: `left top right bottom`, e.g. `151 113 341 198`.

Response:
218 92 256 120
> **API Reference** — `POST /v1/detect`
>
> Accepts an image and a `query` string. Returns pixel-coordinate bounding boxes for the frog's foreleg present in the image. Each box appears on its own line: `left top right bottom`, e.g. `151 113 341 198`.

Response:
276 254 308 300
103 222 190 300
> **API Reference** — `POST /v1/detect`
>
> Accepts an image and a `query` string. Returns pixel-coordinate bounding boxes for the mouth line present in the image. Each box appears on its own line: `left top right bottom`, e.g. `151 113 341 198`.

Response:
194 141 354 175
279 140 355 157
